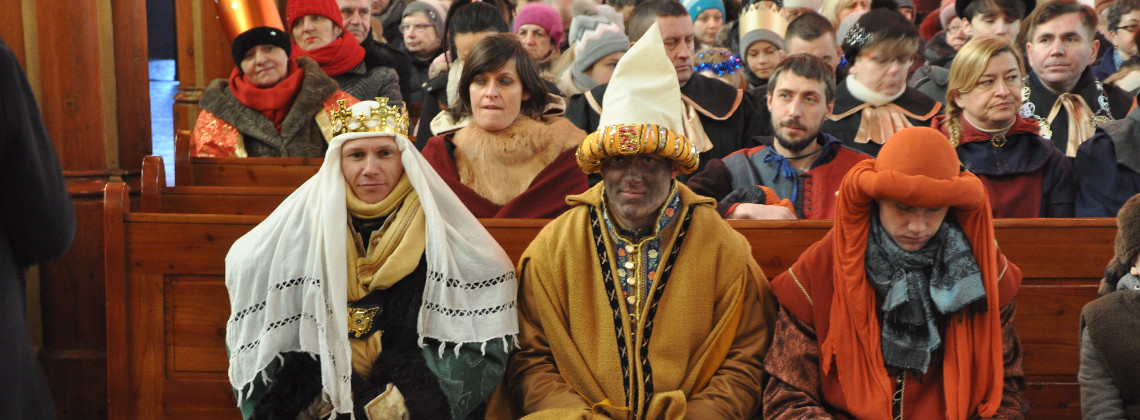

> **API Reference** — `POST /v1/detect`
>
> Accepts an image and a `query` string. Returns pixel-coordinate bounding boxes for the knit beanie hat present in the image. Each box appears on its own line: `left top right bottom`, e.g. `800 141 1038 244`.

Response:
513 3 565 47
571 17 630 74
683 0 726 22
286 0 344 31
1104 194 1140 294
739 28 784 55
403 0 447 39
232 27 293 67
596 5 626 32
213 0 292 67
897 0 914 9
841 5 919 64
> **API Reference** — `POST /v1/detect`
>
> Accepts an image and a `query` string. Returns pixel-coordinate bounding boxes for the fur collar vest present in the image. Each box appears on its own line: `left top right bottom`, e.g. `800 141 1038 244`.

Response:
452 116 586 205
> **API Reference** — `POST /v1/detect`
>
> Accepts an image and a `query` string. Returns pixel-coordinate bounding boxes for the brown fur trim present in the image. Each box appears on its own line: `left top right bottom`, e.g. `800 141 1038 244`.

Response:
452 116 586 205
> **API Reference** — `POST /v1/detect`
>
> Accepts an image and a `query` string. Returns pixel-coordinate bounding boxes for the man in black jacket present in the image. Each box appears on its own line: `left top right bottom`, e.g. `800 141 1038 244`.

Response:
1023 0 1131 156
0 36 76 420
340 0 416 101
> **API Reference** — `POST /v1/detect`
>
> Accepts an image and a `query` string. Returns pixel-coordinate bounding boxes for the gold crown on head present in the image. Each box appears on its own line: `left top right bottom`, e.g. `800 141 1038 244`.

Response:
331 98 410 137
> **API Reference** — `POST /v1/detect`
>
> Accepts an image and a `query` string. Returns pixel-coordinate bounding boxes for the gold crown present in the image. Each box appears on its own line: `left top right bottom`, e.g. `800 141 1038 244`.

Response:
331 98 410 138
739 1 788 38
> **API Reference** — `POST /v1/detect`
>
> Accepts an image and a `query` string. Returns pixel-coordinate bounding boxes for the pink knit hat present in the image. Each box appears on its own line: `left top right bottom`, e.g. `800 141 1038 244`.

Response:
512 3 565 47
286 0 344 31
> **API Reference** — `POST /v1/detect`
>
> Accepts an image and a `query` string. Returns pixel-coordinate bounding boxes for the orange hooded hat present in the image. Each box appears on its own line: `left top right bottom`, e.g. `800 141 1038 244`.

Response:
821 126 1004 419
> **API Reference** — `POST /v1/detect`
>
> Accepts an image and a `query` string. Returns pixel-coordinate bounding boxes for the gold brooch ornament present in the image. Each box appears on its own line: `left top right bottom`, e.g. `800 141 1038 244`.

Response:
331 97 410 138
348 306 381 339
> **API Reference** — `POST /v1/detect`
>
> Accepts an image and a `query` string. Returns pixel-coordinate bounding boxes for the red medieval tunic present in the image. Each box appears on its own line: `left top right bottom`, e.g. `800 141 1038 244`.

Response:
763 129 1029 419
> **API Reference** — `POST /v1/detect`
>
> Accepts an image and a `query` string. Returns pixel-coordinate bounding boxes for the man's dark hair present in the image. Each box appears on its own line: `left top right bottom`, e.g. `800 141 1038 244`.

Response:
1025 0 1098 40
1107 0 1140 32
784 12 835 48
961 0 1028 22
610 0 639 11
766 53 836 104
451 34 551 122
444 1 509 62
627 0 689 42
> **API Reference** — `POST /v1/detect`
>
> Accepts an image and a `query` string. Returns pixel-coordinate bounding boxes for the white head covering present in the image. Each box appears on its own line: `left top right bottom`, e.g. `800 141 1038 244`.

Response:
598 23 686 131
225 100 518 417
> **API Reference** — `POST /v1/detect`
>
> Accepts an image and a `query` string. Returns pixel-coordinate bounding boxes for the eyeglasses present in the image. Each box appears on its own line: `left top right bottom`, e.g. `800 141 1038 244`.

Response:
858 53 914 68
399 23 433 34
1117 24 1140 33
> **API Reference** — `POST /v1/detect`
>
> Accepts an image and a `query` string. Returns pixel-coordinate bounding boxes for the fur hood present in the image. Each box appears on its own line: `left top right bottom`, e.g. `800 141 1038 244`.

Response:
452 116 586 205
200 56 340 157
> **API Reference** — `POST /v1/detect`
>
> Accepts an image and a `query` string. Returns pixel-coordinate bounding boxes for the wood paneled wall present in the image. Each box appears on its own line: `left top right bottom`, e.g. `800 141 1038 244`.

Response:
2 0 151 417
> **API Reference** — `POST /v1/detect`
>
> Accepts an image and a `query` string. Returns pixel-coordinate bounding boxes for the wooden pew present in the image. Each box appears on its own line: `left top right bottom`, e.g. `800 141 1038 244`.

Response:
141 155 294 214
105 181 1111 419
173 129 417 187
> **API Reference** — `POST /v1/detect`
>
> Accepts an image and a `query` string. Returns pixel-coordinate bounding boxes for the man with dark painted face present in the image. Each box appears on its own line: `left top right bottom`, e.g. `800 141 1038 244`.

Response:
688 54 870 220
495 23 775 419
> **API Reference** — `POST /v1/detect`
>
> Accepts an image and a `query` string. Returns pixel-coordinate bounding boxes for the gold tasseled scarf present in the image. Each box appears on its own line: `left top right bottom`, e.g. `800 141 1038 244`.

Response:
452 116 586 205
344 175 426 378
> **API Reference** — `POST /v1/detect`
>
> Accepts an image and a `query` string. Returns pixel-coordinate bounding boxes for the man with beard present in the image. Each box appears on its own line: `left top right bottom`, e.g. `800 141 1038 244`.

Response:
340 0 416 100
688 54 871 219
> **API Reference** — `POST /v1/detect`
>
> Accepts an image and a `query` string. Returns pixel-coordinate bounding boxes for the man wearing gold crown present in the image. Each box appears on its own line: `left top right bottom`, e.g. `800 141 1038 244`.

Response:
565 0 772 174
224 98 518 419
497 23 776 419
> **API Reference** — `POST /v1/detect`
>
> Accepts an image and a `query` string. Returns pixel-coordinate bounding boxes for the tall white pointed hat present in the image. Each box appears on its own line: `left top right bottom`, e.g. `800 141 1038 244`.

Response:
576 22 699 175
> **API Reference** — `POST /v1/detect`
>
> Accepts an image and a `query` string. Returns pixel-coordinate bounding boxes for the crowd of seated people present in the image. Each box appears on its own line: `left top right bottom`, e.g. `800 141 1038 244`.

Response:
191 0 1140 218
171 0 1140 417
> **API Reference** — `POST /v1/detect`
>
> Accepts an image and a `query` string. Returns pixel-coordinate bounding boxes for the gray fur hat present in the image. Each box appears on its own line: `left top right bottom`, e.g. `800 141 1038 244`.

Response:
1102 193 1140 296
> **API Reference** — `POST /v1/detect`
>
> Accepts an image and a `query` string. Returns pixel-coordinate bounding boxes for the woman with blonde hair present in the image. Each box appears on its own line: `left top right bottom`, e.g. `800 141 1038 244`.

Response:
820 0 870 29
933 36 1076 218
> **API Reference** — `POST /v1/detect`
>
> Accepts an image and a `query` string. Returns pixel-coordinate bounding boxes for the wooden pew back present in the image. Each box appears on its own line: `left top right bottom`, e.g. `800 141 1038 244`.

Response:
173 130 417 187
105 181 1112 419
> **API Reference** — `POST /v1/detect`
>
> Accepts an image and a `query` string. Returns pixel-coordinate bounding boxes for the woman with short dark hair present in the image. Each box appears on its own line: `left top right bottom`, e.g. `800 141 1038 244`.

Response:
422 34 589 218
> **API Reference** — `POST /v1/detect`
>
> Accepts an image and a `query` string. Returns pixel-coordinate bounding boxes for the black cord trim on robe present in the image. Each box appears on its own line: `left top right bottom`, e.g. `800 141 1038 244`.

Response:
589 206 634 412
637 204 696 419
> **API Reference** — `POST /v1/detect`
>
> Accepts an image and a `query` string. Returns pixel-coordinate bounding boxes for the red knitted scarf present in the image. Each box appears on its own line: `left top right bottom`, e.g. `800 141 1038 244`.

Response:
291 33 364 77
228 60 304 132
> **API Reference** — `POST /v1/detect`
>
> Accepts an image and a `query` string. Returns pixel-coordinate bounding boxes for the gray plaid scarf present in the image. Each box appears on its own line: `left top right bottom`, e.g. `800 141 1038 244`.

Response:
865 213 986 373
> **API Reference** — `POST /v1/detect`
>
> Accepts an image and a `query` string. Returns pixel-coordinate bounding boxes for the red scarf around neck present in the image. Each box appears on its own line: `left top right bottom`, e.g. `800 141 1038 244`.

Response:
933 114 1041 145
291 32 365 77
229 60 304 133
